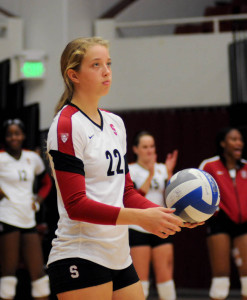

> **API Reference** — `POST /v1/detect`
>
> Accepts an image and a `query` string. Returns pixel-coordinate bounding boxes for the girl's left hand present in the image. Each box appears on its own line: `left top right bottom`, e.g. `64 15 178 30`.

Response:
165 149 178 178
183 222 205 229
32 195 43 211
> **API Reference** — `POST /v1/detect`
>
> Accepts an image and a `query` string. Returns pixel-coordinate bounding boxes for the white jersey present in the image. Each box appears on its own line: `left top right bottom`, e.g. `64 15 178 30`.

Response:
129 162 168 233
0 150 45 228
47 104 132 270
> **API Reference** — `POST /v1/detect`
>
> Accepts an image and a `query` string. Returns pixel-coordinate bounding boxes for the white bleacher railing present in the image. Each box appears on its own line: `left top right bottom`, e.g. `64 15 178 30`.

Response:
95 13 247 38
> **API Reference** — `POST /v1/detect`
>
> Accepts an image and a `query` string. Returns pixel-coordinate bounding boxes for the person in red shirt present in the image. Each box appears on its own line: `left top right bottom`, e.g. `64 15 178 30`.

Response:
199 127 247 300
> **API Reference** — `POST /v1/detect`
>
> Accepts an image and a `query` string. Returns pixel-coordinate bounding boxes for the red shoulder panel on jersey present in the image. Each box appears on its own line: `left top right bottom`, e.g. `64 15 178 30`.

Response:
57 105 79 156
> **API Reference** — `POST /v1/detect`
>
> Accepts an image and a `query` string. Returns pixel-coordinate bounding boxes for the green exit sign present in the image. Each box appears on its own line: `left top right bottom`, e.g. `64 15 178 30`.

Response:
20 61 45 79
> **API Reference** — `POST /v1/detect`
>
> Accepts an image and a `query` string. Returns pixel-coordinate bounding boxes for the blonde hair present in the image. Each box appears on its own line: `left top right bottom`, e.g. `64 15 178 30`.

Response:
55 37 109 114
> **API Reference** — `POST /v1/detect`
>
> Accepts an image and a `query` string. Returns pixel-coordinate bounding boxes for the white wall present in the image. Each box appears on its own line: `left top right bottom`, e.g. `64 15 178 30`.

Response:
0 0 233 129
100 33 232 110
0 17 23 61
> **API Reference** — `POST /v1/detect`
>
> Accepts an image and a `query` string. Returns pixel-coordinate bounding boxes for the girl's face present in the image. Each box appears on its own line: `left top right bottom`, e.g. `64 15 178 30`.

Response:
221 129 244 161
5 124 25 151
75 44 112 97
133 135 156 162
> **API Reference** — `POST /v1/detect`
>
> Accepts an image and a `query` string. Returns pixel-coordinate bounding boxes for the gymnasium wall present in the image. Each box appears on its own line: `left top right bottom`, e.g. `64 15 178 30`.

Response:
0 0 234 129
0 0 118 130
100 33 232 111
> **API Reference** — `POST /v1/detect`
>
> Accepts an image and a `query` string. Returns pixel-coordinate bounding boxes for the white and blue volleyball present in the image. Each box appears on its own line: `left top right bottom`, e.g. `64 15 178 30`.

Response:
165 168 220 223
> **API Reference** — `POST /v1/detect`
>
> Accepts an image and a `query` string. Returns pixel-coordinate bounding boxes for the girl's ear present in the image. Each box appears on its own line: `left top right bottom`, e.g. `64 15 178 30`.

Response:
133 145 138 155
220 140 225 149
67 69 80 84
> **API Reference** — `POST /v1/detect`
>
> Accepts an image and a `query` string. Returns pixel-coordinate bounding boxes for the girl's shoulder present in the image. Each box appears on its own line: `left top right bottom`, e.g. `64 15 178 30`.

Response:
22 149 42 161
0 149 6 161
199 156 220 169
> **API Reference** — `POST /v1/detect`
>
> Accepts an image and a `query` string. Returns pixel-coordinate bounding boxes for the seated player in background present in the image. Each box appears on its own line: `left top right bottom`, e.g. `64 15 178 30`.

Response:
129 130 178 300
199 127 247 300
0 118 52 300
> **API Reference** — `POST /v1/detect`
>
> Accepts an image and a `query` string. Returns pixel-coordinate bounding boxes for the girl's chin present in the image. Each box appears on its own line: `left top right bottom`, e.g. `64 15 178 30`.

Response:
8 145 22 151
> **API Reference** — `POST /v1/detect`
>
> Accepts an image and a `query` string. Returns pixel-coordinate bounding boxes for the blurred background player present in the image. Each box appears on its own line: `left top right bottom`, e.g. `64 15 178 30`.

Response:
0 118 52 300
129 131 178 300
199 127 247 300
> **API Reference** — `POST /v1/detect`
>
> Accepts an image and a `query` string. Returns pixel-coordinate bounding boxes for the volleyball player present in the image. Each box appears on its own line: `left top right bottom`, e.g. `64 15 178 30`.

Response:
0 119 52 300
46 37 202 300
199 127 247 300
129 131 178 300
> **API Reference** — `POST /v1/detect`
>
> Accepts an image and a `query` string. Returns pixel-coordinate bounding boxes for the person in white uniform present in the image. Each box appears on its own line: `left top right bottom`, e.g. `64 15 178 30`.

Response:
0 119 52 300
46 36 202 300
129 131 178 300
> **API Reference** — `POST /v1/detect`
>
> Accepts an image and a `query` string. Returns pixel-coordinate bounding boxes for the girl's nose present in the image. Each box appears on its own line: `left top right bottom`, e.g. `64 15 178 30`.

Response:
103 64 111 76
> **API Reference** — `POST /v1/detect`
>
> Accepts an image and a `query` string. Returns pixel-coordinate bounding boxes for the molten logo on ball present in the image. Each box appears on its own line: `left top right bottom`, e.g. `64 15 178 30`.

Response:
165 168 220 223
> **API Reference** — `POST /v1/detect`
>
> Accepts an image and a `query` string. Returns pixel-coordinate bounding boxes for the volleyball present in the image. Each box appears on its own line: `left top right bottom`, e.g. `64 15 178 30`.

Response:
165 168 220 223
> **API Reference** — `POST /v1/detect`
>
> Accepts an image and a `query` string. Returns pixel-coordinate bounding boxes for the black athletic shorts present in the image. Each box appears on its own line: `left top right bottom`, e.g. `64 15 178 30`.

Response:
0 222 37 236
47 258 139 295
129 228 173 248
206 209 247 239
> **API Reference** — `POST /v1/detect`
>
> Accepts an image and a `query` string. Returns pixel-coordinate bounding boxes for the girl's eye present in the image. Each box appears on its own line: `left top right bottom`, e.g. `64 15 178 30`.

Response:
94 63 99 67
107 62 112 67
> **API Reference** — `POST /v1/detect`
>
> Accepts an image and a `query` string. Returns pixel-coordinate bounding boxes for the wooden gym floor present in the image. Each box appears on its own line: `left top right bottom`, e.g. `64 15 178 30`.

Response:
148 288 241 299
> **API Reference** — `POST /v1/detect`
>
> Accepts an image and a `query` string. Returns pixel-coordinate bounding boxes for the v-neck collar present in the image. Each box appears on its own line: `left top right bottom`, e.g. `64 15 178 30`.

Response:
68 102 103 131
5 150 23 161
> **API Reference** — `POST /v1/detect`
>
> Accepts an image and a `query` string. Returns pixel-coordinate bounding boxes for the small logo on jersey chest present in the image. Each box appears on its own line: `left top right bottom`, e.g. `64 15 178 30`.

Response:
241 170 247 179
217 171 224 175
61 133 69 143
110 124 117 135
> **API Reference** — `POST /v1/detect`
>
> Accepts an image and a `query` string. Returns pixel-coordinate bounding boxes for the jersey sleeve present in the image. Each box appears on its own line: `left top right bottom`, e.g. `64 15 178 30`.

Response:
37 172 52 199
48 107 121 225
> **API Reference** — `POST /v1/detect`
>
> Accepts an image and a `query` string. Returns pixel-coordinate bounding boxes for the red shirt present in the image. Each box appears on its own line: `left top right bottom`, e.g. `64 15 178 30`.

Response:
200 156 247 224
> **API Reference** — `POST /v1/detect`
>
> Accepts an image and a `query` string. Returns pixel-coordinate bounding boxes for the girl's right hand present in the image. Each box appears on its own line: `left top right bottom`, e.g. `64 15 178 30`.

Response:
137 207 183 238
0 188 8 200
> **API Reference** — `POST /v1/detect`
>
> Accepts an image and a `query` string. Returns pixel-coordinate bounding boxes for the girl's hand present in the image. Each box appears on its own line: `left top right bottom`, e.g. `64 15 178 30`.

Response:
0 188 9 200
183 221 205 229
165 149 178 179
32 195 43 212
32 201 40 211
138 207 184 238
